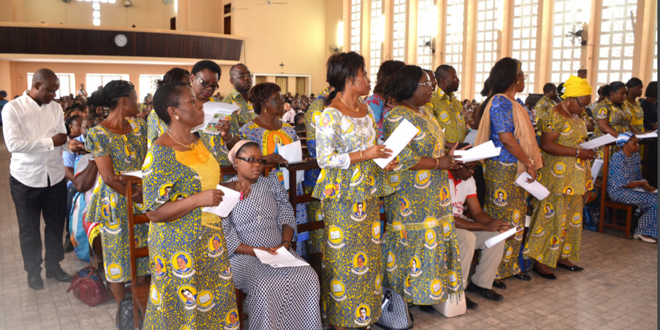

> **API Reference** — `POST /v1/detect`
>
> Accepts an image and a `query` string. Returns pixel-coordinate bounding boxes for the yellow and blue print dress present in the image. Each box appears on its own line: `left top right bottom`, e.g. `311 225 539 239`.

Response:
427 89 467 144
313 107 394 328
223 89 256 135
84 119 149 282
147 110 168 148
624 99 645 132
524 110 592 268
382 105 464 305
142 140 238 330
593 98 632 159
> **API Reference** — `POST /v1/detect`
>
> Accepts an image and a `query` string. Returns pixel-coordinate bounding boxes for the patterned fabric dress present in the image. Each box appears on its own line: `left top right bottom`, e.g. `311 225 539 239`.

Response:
313 107 394 328
427 89 467 144
593 98 632 159
304 88 330 254
142 141 238 330
524 110 592 268
223 172 322 330
147 110 168 148
198 133 232 167
239 121 308 255
534 96 556 124
624 99 645 132
608 151 658 238
483 95 529 280
223 89 256 135
365 93 393 139
84 119 149 282
382 105 464 305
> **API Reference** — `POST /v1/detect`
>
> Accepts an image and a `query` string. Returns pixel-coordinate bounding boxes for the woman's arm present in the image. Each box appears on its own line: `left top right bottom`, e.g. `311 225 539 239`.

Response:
73 160 98 192
540 131 596 159
145 190 223 223
94 155 130 197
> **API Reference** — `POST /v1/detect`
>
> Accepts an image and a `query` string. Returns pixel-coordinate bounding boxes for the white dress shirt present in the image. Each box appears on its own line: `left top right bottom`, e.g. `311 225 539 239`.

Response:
2 91 68 188
282 109 297 124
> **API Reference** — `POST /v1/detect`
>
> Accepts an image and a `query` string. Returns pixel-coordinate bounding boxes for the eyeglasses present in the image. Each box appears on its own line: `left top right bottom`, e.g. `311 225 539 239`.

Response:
194 75 219 90
236 156 267 165
232 73 253 80
575 99 590 109
419 81 433 88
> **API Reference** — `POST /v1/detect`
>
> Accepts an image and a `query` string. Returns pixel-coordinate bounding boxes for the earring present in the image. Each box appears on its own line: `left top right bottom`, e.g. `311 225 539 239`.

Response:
175 115 180 120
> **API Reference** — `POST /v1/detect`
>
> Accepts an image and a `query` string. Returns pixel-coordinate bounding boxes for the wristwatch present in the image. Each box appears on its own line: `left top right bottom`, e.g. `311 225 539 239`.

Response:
282 240 291 248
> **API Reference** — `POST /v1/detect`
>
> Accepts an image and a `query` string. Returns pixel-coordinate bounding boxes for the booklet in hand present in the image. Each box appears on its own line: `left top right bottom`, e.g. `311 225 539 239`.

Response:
579 134 617 149
373 119 419 169
515 172 550 200
453 140 501 162
253 246 310 268
201 185 241 218
192 102 240 134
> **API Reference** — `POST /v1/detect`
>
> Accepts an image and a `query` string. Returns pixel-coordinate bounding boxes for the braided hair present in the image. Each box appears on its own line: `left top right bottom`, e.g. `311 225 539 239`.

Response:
86 80 135 111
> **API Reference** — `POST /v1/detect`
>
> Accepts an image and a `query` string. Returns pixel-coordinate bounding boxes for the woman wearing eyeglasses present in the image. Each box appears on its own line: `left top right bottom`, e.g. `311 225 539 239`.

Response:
221 140 322 330
380 65 465 312
523 76 596 280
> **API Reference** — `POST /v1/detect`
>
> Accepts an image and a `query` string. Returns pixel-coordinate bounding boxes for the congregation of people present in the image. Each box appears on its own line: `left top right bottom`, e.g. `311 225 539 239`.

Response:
2 50 658 330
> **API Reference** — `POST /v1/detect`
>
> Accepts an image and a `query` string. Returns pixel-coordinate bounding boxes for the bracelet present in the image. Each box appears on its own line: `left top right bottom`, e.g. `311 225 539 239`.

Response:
575 148 580 158
282 240 291 247
435 158 440 169
360 150 364 160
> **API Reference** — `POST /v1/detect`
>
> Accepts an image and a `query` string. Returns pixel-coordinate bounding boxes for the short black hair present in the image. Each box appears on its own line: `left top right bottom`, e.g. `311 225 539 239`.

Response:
434 65 454 82
645 81 657 98
325 52 366 105
294 112 305 124
86 80 135 110
385 65 424 102
153 81 190 125
603 81 626 98
229 63 248 76
65 115 82 135
488 58 522 95
191 60 221 76
373 60 406 94
625 77 643 89
70 103 85 112
157 68 190 87
543 83 557 93
247 82 281 115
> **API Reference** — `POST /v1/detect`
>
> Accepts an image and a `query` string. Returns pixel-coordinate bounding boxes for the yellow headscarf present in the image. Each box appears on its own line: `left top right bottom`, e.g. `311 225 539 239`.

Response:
562 75 593 99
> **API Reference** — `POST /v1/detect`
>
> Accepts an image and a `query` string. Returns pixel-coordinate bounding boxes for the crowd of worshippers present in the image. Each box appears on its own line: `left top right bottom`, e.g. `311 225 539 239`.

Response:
1 51 657 330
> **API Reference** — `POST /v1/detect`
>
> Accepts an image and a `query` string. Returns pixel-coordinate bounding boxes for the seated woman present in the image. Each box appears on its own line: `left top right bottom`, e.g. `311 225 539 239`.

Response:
222 140 322 330
608 132 658 243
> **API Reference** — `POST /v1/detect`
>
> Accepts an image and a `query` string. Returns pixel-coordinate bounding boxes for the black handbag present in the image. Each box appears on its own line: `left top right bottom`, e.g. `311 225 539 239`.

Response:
118 297 143 330
375 287 414 330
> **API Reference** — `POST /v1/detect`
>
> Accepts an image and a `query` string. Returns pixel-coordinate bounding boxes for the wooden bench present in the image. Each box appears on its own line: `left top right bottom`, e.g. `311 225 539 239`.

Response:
598 146 636 238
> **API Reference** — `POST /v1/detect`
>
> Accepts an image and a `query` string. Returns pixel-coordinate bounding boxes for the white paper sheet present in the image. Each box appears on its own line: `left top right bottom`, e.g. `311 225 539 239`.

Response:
201 185 242 218
453 140 501 162
74 154 94 176
463 129 478 145
633 187 658 193
579 134 617 149
515 172 550 200
121 170 142 178
277 140 304 190
191 102 240 134
253 246 310 268
374 119 419 168
485 227 521 248
636 132 658 140
591 159 603 182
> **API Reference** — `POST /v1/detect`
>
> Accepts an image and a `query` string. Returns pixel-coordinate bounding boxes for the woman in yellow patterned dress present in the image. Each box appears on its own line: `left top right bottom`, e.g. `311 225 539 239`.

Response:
147 68 190 147
142 82 250 329
314 52 398 330
592 81 642 159
524 76 596 280
624 78 645 133
381 65 464 313
84 81 150 313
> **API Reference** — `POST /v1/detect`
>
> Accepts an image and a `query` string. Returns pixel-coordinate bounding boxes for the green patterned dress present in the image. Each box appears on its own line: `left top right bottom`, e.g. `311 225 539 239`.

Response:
142 141 238 330
84 119 149 282
313 107 394 328
593 98 632 159
382 105 464 305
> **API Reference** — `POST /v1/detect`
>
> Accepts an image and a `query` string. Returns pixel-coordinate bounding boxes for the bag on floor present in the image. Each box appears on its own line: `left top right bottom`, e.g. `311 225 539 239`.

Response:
118 297 143 330
375 287 414 330
433 293 466 318
69 191 90 262
66 265 108 307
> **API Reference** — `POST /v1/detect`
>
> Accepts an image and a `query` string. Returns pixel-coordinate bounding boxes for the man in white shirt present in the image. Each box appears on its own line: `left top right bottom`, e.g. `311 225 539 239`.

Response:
449 163 512 309
3 69 73 290
281 102 296 124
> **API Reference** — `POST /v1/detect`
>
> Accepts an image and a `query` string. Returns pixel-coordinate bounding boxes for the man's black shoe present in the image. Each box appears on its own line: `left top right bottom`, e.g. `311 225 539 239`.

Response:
466 296 478 310
513 272 532 281
28 273 44 290
466 282 504 301
46 266 72 282
492 279 506 289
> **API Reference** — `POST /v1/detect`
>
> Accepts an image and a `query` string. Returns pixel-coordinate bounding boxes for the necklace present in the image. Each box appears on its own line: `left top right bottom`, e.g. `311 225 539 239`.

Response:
403 100 422 114
338 93 359 112
167 130 195 150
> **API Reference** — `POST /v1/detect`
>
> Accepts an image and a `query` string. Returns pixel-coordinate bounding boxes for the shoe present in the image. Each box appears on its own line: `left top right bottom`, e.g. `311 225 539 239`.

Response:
466 282 504 301
465 297 478 310
556 263 584 272
418 305 437 314
27 273 44 290
45 266 72 282
532 267 557 280
492 279 506 289
64 237 74 253
513 272 532 281
634 234 657 243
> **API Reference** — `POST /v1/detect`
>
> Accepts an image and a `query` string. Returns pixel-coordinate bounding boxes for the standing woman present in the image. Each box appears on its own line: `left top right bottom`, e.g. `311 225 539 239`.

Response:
473 58 542 287
592 82 642 159
524 76 596 280
314 52 397 330
84 81 150 312
142 82 248 329
624 78 645 133
365 60 406 139
147 67 190 147
381 65 464 311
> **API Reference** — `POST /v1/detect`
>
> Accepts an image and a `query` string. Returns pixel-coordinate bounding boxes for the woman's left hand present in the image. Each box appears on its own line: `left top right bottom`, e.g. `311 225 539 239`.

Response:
132 185 143 204
233 180 252 200
216 119 232 140
384 158 399 171
644 184 656 192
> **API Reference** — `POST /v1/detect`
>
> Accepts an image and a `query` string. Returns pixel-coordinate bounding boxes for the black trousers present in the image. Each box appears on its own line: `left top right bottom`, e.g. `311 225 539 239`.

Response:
9 176 67 275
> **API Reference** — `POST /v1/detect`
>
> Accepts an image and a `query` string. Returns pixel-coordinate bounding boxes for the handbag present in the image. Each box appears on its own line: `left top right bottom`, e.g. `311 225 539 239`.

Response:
375 287 414 330
66 266 108 307
433 293 466 318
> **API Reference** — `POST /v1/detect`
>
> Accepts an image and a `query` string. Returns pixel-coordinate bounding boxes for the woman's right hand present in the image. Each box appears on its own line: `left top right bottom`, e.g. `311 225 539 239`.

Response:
263 153 288 165
197 189 225 207
436 143 464 170
253 246 278 256
364 145 392 160
577 149 596 160
525 165 537 182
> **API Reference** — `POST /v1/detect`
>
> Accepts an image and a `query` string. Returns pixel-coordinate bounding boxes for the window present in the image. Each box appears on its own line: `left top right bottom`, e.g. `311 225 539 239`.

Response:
596 0 636 85
511 0 539 98
653 20 658 81
475 0 500 100
86 74 130 95
392 0 407 62
351 0 362 53
139 75 163 102
416 0 435 70
27 73 75 99
551 0 590 84
445 0 465 99
77 0 116 26
370 0 384 82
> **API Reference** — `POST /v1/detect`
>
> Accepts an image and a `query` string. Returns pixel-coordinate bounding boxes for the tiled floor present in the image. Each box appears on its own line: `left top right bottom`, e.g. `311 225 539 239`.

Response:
0 131 657 330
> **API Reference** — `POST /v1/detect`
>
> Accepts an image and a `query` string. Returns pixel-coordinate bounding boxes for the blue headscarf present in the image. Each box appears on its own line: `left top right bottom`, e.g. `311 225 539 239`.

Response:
616 131 634 147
